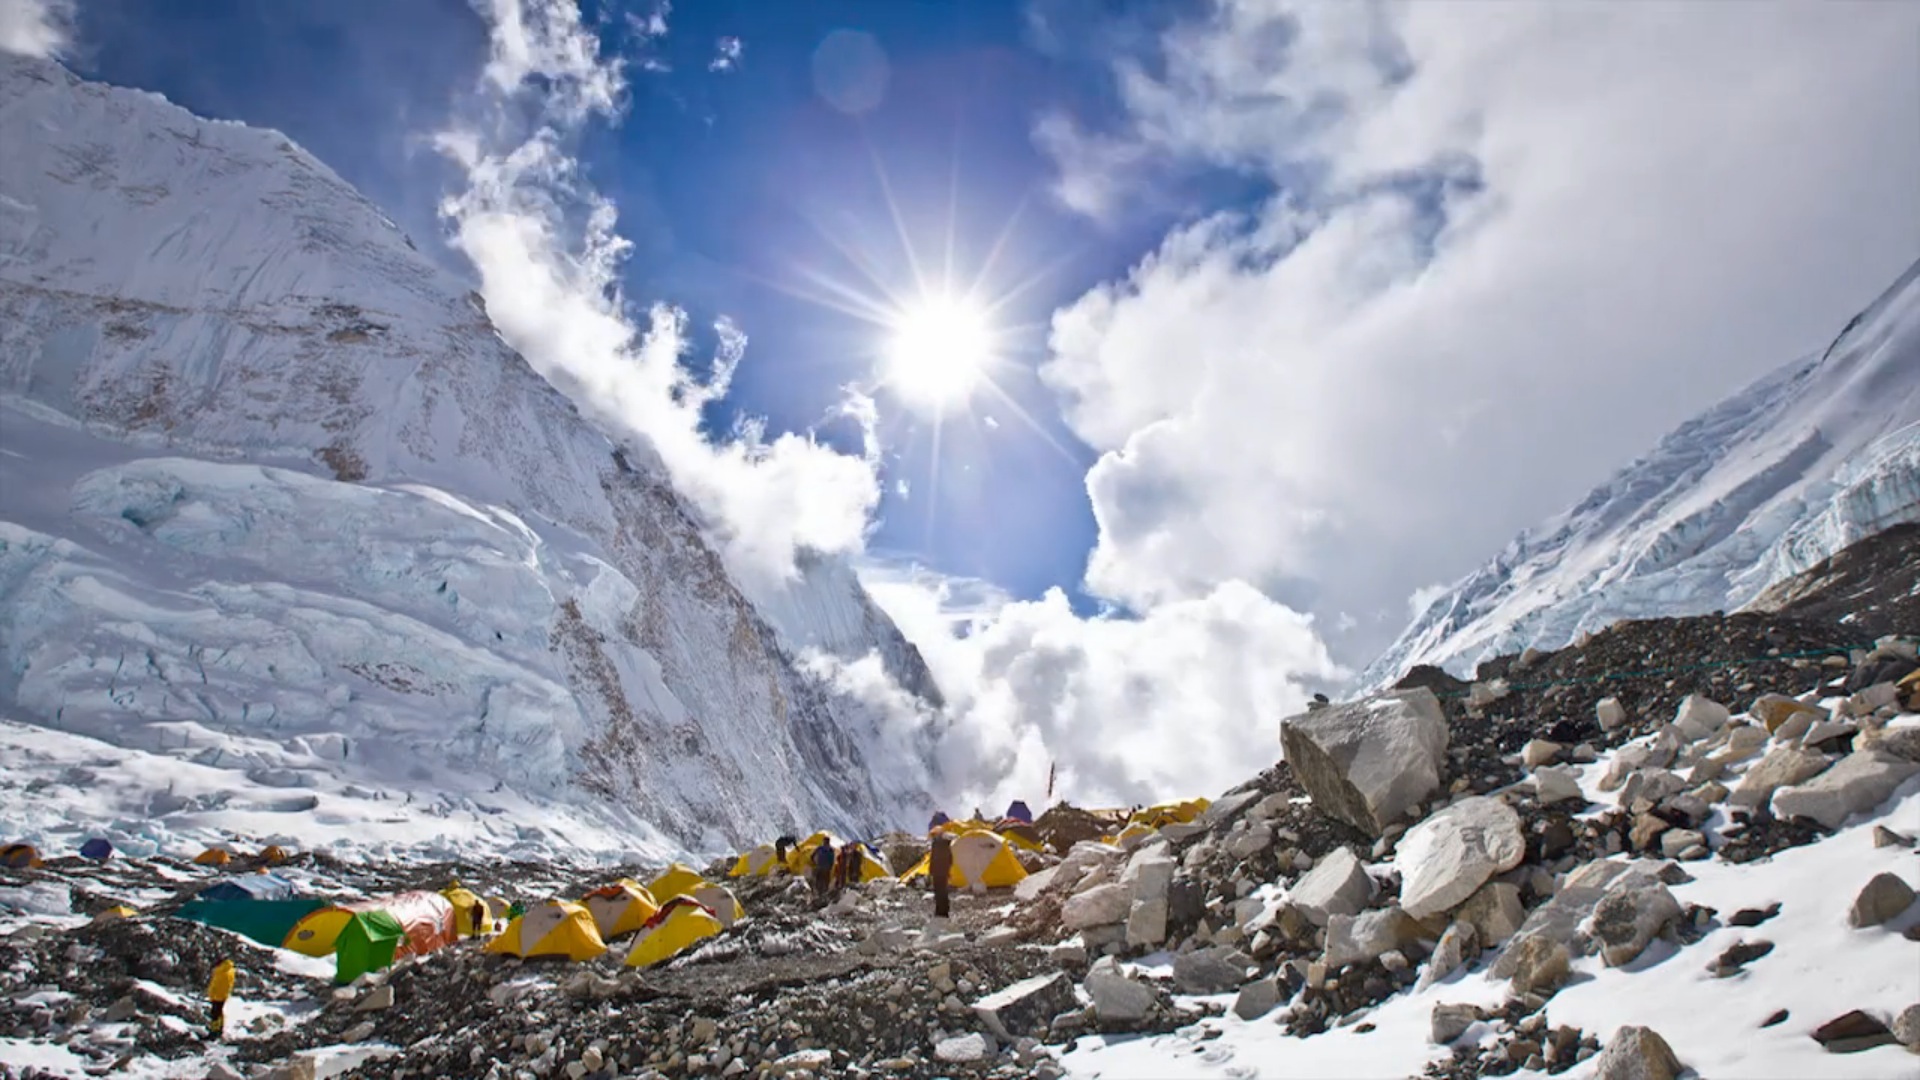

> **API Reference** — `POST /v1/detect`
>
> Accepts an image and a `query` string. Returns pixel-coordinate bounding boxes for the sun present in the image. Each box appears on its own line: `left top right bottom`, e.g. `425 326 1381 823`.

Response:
883 293 994 411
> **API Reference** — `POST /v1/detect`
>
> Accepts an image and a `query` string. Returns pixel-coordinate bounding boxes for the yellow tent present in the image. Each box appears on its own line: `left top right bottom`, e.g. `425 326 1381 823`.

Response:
1129 798 1210 828
193 848 232 867
901 829 1028 888
648 863 707 905
728 844 783 878
582 879 660 941
441 886 491 939
690 883 745 929
486 900 606 962
847 845 891 883
996 823 1044 851
1110 822 1157 846
90 905 138 926
624 900 723 968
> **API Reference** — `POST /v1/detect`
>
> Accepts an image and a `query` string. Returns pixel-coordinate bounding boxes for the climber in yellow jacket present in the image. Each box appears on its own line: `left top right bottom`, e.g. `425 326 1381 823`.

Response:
206 959 235 1038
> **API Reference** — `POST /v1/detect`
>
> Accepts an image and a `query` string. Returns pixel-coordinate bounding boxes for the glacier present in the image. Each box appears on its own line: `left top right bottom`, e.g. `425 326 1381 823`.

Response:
0 54 941 861
1363 257 1920 687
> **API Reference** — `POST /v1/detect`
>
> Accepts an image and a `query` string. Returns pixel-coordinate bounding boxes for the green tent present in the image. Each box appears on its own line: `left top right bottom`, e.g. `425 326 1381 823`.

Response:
175 898 327 949
334 909 406 985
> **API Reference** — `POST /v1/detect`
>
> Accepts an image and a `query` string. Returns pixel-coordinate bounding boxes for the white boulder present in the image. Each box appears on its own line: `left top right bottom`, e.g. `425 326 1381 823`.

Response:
1288 847 1375 926
1279 688 1449 836
1393 796 1526 919
1772 750 1920 829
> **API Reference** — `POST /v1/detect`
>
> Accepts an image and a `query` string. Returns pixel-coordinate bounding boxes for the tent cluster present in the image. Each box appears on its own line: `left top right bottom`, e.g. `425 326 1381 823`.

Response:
1105 797 1211 846
174 871 460 984
2 835 128 868
487 863 741 969
725 802 1047 893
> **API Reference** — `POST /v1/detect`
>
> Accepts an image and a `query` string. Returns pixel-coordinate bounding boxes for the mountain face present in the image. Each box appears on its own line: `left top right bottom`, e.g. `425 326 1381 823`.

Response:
1364 258 1920 687
0 55 939 858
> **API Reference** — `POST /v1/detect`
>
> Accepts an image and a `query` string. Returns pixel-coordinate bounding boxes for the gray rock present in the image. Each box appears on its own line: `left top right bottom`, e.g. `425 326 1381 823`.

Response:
1324 908 1422 970
1596 697 1628 732
1772 750 1920 829
1591 1025 1684 1080
1592 875 1683 967
934 1033 990 1064
1063 883 1131 930
1873 826 1916 849
1288 847 1375 926
1752 693 1825 734
1457 881 1526 946
1432 1002 1483 1044
1801 719 1860 750
1174 947 1250 993
353 984 393 1012
1125 897 1170 947
1847 872 1917 929
259 1060 318 1080
1729 746 1832 808
1231 977 1282 1021
1505 935 1570 997
1659 830 1705 860
1224 823 1274 860
1122 847 1176 902
1673 695 1731 742
1533 766 1585 805
1084 957 1155 1023
1892 1004 1920 1050
1279 687 1449 836
1417 921 1478 990
342 1020 377 1043
1394 796 1525 919
1522 740 1563 768
974 972 1076 1043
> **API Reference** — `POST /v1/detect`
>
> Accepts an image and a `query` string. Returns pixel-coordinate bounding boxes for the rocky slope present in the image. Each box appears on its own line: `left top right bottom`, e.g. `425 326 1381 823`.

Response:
1365 259 1920 688
2 530 1915 1079
0 53 938 858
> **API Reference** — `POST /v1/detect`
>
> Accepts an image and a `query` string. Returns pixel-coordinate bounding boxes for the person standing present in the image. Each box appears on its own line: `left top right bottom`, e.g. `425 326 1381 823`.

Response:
206 959 235 1038
928 834 953 920
810 838 836 900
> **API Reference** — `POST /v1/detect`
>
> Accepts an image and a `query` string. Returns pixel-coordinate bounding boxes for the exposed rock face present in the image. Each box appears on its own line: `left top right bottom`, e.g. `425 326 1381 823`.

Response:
1279 688 1449 837
1591 1025 1685 1080
1393 796 1525 919
1771 750 1919 829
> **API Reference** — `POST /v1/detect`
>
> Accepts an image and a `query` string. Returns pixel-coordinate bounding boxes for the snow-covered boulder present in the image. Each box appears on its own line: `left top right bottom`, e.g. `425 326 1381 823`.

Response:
1288 847 1375 926
1279 688 1448 836
1394 796 1525 919
1772 750 1920 829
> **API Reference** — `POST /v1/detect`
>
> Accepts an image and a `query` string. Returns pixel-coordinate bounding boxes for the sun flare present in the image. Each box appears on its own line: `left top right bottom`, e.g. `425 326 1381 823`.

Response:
884 293 993 411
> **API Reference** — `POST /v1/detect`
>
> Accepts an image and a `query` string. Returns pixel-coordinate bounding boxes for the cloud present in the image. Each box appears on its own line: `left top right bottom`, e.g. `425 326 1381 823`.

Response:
0 0 75 59
860 562 1343 809
1037 0 1920 668
1407 583 1448 621
439 0 879 588
709 36 741 73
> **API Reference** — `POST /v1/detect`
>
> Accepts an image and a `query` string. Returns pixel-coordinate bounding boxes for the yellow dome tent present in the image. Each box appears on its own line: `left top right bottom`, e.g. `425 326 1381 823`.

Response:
193 848 232 867
728 844 783 878
581 880 660 941
441 886 491 939
846 845 891 883
486 900 606 962
623 899 722 969
781 832 838 876
690 883 745 929
901 829 1028 889
647 863 707 905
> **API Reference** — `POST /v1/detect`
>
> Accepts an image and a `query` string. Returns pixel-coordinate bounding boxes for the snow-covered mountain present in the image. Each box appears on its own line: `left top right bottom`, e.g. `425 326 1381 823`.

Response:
0 54 940 860
1363 257 1920 686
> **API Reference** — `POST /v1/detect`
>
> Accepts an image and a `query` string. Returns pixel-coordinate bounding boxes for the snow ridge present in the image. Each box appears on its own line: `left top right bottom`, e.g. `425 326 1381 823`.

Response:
0 54 938 861
1364 258 1920 686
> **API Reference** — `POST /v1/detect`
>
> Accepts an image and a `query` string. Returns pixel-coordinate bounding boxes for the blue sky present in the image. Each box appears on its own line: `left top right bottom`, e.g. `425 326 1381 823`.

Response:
70 0 1249 609
26 0 1919 804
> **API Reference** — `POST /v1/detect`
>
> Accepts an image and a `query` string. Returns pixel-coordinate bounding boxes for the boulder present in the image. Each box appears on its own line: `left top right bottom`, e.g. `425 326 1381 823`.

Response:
1878 727 1920 765
1522 740 1563 768
353 985 394 1012
1125 898 1169 947
1224 823 1274 859
934 1033 991 1063
1063 883 1131 930
1457 881 1526 946
1279 688 1449 836
1751 693 1825 735
1417 921 1479 990
1812 1009 1899 1053
1174 947 1250 994
1847 872 1917 929
1892 1004 1920 1051
1772 750 1920 829
1591 875 1683 967
1533 766 1585 805
1324 908 1422 970
1729 746 1832 808
1084 957 1156 1024
1873 826 1916 849
1288 847 1375 926
1432 1002 1484 1045
974 972 1076 1042
1851 682 1902 715
1494 861 1645 975
1231 977 1282 1021
1591 1025 1684 1080
1672 695 1731 741
1505 934 1570 997
1802 719 1859 751
1659 830 1706 860
1394 796 1525 919
1596 697 1628 732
